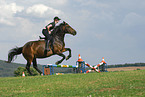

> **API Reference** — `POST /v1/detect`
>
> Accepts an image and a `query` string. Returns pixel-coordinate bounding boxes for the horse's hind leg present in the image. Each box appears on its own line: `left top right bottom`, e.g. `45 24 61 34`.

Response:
33 57 42 75
26 61 32 75
55 53 66 65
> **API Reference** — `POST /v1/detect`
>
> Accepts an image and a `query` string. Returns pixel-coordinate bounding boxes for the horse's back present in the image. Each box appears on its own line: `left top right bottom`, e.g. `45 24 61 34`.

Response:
22 40 45 58
23 40 45 49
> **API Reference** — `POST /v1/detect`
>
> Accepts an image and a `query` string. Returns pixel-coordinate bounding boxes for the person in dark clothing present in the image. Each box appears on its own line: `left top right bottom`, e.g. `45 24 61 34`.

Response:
41 16 61 55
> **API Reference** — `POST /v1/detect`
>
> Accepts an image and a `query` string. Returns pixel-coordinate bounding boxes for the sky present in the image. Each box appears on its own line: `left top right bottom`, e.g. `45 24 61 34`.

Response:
0 0 145 66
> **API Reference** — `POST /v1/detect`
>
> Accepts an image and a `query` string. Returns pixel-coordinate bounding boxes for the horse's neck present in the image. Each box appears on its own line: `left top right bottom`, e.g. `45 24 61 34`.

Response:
52 25 66 45
53 32 65 44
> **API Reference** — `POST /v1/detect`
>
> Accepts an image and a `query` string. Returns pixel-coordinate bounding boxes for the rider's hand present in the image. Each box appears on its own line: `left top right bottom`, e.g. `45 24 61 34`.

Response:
49 31 51 34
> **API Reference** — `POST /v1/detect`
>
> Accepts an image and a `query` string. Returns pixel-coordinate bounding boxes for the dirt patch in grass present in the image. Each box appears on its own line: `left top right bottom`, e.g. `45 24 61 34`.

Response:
99 87 118 92
99 85 124 92
107 66 145 71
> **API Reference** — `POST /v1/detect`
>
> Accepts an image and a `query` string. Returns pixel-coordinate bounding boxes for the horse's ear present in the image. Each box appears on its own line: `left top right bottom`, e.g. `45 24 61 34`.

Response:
63 21 66 24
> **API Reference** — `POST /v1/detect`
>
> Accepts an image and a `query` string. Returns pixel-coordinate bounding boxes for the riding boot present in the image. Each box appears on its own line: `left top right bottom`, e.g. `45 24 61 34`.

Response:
44 40 50 55
50 41 54 54
39 36 45 39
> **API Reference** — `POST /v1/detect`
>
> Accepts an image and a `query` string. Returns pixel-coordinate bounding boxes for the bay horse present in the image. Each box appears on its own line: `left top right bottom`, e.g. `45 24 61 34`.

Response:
7 21 77 75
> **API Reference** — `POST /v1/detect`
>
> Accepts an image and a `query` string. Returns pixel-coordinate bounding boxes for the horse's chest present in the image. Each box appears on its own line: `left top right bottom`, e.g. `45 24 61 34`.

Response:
54 42 64 48
53 41 64 51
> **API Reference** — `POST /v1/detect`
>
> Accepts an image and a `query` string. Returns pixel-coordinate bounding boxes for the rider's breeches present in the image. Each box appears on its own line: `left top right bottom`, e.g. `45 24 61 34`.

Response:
42 29 51 40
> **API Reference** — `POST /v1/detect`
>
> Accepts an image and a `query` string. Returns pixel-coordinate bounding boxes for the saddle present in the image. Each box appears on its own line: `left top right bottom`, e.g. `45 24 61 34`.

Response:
39 36 54 54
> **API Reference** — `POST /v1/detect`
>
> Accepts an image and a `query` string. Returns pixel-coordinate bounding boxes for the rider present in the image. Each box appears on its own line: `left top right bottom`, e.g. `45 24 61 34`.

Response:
41 16 61 54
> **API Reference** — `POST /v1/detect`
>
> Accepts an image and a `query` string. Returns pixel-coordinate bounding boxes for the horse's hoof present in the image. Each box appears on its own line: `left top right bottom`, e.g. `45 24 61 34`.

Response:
66 55 71 60
55 61 61 65
55 62 59 65
66 57 69 60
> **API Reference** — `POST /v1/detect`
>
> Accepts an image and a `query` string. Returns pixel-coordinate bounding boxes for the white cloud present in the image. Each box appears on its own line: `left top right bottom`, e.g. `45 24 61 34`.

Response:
26 4 62 17
7 3 24 13
0 0 24 26
26 4 48 16
0 18 14 26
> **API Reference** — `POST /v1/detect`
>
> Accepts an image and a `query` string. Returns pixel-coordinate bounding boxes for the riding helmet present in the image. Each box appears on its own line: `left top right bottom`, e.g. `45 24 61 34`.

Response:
54 16 61 21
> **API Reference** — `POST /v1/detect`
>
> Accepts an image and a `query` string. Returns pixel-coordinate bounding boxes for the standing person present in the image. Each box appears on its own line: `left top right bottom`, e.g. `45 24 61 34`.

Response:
41 16 61 55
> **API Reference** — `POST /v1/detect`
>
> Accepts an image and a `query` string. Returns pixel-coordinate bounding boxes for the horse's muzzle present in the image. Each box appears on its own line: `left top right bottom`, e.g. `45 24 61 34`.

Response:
73 31 77 36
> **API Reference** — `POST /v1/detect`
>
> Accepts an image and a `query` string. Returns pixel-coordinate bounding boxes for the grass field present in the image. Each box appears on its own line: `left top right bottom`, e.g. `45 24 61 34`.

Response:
0 70 145 97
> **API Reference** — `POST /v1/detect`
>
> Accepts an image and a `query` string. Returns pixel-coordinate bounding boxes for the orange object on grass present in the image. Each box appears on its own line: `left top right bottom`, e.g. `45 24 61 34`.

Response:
77 54 84 62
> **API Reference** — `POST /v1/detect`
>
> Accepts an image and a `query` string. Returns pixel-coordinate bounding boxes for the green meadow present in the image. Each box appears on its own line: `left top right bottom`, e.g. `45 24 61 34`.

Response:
0 70 145 97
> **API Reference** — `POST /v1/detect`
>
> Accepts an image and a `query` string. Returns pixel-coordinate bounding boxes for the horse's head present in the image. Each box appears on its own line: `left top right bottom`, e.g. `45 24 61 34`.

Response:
63 21 77 36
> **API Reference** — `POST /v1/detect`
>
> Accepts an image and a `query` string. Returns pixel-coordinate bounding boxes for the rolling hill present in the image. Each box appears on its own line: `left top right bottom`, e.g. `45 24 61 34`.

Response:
0 60 42 77
1 59 145 77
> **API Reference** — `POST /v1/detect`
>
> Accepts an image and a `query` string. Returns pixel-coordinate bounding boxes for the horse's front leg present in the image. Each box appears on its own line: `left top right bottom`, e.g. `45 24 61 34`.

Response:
55 53 66 65
62 48 71 60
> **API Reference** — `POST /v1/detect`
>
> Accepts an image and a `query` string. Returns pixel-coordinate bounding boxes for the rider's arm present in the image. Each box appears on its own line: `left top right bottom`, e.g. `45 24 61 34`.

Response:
47 24 52 34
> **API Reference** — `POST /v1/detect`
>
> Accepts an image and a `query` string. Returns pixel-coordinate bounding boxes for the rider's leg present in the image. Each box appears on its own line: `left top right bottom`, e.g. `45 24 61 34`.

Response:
50 37 54 53
42 29 51 55
40 29 47 39
45 39 50 51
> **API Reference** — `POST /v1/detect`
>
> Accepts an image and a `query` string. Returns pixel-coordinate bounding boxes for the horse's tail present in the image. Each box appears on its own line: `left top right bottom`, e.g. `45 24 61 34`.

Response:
7 47 23 63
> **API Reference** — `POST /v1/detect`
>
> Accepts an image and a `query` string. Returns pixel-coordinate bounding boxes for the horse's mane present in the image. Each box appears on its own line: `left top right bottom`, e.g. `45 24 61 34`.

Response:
51 22 64 37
